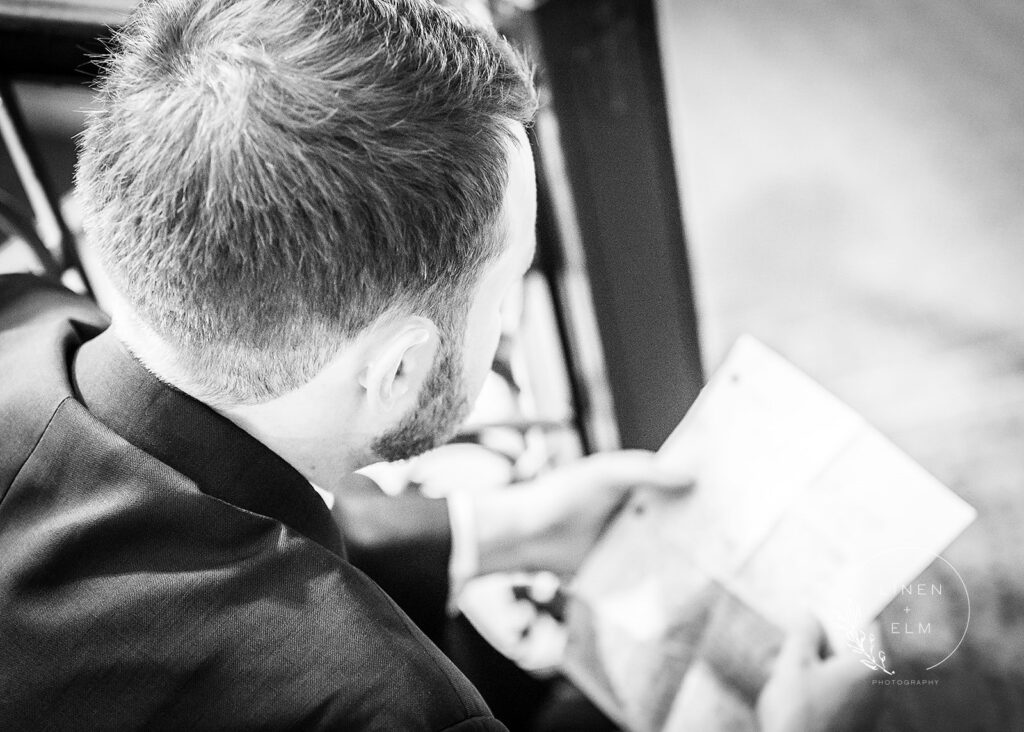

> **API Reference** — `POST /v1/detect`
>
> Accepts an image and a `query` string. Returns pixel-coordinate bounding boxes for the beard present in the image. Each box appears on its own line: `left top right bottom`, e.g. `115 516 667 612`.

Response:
369 337 471 463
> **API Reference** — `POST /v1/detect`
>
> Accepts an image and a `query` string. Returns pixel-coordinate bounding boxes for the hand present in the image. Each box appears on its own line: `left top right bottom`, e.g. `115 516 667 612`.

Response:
467 449 692 577
757 615 882 732
406 443 516 494
355 443 514 496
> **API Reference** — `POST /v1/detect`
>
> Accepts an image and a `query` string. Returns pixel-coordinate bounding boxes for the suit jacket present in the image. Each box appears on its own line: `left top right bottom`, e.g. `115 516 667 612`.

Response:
332 474 453 642
0 274 504 731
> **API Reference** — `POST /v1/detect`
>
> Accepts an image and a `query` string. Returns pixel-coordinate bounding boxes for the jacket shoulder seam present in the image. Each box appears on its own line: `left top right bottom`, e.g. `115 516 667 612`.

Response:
1 396 71 508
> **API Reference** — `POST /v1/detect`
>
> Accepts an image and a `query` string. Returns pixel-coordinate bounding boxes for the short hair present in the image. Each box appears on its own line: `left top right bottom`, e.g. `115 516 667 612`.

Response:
77 0 537 404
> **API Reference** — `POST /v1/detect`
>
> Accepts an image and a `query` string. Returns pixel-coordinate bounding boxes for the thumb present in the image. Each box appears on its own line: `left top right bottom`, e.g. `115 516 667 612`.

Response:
777 613 827 669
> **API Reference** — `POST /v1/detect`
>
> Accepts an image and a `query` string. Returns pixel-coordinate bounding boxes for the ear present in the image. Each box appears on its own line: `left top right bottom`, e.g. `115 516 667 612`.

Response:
358 317 439 415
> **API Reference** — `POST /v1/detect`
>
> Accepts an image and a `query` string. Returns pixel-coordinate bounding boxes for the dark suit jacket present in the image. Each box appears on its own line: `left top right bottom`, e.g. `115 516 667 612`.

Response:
332 473 453 642
0 274 504 731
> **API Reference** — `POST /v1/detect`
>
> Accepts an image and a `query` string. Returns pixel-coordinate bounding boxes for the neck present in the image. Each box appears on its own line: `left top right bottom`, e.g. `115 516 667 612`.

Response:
109 312 371 493
216 394 372 492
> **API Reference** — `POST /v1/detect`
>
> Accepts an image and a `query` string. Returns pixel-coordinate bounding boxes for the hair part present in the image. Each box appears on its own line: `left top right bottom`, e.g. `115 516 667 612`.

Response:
77 0 537 404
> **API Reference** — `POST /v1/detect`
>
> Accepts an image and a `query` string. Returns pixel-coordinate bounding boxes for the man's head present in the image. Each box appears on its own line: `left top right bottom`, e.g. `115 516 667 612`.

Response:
77 0 537 465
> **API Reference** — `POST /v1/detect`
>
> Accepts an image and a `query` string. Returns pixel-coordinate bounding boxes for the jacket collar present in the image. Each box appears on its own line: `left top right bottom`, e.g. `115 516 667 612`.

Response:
72 328 346 559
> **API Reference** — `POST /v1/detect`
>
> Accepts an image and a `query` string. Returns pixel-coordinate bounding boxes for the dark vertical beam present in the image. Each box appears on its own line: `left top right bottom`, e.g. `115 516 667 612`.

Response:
530 0 703 450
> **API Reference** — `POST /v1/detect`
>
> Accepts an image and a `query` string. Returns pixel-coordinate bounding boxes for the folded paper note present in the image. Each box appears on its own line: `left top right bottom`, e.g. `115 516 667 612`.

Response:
563 336 976 732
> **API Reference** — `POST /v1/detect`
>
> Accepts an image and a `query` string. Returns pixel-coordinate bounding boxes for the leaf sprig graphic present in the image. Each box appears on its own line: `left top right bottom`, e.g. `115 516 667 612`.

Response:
846 628 894 676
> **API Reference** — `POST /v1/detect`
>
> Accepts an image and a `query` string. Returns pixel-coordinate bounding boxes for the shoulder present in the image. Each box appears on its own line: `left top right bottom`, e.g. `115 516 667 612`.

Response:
0 275 503 730
0 273 107 332
1 410 500 730
0 275 106 495
219 544 502 730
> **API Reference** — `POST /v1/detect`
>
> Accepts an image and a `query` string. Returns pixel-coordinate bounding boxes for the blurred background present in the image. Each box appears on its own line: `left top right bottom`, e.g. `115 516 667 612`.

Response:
1 0 1022 729
657 3 1024 728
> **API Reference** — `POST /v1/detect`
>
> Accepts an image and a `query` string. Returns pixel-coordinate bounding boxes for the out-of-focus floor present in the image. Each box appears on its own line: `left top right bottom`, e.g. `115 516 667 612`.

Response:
657 0 1024 728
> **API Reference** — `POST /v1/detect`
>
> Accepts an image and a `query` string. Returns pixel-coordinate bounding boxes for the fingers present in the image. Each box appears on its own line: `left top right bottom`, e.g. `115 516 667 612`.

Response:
762 617 884 732
406 443 513 492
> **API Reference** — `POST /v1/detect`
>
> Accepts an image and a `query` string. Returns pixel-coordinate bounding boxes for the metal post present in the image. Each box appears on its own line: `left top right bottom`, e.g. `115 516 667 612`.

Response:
526 0 704 449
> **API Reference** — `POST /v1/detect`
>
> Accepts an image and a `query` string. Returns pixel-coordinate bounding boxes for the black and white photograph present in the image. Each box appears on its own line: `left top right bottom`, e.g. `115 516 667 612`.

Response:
0 0 1020 729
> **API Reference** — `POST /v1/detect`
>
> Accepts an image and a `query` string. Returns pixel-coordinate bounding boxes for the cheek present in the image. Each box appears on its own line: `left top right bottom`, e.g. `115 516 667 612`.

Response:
460 312 503 404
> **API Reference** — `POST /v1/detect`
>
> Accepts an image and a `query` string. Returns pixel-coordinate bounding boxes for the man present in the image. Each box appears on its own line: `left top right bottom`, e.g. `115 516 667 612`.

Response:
0 0 876 728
